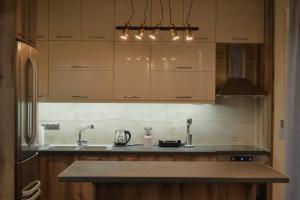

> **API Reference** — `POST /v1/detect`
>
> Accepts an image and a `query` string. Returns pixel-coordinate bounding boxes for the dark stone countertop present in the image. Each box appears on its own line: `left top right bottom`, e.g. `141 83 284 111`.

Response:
36 144 270 155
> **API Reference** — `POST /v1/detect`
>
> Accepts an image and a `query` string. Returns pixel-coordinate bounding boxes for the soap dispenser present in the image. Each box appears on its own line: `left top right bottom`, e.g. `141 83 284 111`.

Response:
143 127 153 148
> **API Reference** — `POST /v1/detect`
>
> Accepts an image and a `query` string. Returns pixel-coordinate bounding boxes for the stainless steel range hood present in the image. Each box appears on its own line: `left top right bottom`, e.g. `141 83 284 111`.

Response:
216 44 265 96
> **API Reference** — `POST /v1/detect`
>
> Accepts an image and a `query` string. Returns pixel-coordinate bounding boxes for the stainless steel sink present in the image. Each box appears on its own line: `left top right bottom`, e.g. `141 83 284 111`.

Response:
47 145 112 151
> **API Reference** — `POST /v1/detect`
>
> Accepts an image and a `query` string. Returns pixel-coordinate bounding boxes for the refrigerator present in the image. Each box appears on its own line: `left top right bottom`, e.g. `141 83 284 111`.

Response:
15 41 41 200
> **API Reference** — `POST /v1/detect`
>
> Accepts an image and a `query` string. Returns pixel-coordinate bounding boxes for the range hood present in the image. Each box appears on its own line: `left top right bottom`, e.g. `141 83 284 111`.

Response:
216 44 266 96
217 78 265 96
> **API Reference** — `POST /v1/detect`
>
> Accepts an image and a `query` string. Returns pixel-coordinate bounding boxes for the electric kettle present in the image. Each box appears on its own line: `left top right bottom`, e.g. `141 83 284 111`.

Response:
114 129 131 146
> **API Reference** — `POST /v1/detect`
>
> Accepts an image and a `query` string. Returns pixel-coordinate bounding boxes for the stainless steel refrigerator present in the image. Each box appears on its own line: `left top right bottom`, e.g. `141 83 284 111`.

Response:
15 41 41 200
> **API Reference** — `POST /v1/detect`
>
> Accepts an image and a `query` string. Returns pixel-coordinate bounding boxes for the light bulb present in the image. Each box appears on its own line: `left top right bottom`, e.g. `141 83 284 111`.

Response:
149 24 161 40
170 24 180 41
135 23 146 40
120 23 130 40
185 24 194 41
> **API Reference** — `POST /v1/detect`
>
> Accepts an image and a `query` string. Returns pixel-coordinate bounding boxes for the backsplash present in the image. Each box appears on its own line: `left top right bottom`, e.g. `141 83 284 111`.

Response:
38 96 266 148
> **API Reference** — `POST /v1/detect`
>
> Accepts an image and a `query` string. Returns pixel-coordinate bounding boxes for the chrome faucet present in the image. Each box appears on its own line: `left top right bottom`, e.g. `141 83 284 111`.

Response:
77 124 94 146
185 118 194 148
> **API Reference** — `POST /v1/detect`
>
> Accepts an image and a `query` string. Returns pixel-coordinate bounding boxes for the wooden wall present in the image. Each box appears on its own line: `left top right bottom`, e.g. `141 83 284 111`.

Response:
273 0 289 199
0 0 16 199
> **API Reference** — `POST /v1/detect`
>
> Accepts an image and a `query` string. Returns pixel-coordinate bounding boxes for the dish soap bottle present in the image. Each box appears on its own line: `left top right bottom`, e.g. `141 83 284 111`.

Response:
144 127 153 148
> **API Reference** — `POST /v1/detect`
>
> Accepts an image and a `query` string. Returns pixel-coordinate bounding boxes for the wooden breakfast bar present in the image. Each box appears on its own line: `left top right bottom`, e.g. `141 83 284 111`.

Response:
58 161 289 200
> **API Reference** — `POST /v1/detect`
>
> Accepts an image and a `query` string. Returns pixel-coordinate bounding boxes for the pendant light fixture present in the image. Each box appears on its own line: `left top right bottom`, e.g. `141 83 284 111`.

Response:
120 0 135 40
169 0 180 40
185 0 194 41
149 0 164 40
135 0 149 40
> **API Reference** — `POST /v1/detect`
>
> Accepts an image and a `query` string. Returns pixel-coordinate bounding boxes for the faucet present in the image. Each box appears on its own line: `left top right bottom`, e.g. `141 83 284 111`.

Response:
77 124 94 146
185 118 194 148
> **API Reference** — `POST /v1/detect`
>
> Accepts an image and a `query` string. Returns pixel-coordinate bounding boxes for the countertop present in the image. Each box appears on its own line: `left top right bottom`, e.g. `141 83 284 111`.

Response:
58 161 288 183
37 144 270 155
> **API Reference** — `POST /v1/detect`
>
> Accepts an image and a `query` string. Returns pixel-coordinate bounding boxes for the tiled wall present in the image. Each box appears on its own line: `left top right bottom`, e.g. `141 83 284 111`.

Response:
38 96 266 148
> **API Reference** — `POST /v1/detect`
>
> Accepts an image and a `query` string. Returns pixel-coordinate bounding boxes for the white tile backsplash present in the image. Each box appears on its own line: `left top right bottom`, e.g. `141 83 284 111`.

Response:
38 96 265 147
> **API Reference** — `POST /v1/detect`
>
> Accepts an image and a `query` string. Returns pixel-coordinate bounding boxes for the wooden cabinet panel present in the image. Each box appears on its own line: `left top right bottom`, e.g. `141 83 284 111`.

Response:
37 0 48 40
114 42 151 100
184 0 216 42
49 41 113 70
49 0 81 40
82 0 114 41
151 0 183 41
151 71 215 101
37 41 49 101
16 0 37 46
216 0 264 43
151 42 216 71
115 0 151 41
49 70 113 101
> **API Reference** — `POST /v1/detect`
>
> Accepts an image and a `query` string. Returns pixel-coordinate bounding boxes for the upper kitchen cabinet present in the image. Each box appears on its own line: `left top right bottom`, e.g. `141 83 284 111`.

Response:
37 0 48 40
36 41 49 101
49 70 114 101
151 71 215 101
184 0 216 42
151 0 183 41
115 0 151 41
82 0 114 41
16 0 37 47
114 42 151 100
49 0 82 40
49 41 113 70
151 43 216 71
216 0 264 43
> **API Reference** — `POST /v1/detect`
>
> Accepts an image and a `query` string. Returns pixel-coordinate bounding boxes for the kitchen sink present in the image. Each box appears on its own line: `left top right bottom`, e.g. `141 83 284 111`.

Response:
47 145 112 151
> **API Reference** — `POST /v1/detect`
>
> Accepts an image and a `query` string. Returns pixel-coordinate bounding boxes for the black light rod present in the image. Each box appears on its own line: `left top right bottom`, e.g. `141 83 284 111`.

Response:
115 26 199 31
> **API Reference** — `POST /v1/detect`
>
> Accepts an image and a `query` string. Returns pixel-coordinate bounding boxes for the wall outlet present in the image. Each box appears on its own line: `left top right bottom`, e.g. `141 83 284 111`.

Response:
42 123 60 130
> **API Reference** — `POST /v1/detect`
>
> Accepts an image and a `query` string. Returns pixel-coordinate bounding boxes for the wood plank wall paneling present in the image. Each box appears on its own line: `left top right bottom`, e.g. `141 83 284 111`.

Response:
0 0 17 199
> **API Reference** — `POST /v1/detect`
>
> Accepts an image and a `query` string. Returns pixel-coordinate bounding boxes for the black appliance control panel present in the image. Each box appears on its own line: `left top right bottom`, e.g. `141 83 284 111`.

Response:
230 156 254 162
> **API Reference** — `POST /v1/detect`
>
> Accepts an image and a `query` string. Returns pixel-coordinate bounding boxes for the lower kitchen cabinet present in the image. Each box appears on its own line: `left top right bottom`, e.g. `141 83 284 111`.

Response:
39 154 216 200
151 71 216 101
49 70 113 101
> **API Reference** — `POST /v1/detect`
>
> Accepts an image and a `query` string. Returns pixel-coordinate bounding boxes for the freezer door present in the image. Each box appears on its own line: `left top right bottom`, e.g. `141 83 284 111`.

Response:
16 153 41 200
16 42 38 161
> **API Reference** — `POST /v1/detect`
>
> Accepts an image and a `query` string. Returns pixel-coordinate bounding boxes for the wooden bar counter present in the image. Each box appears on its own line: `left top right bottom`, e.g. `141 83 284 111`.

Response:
58 161 288 200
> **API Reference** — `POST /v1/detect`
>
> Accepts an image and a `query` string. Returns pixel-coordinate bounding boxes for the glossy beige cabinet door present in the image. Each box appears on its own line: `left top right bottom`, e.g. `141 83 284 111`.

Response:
49 0 81 40
151 0 183 41
37 41 48 101
216 0 264 43
49 41 113 70
37 0 48 40
151 71 215 101
151 42 216 71
49 70 113 101
184 0 216 42
114 42 150 100
115 0 151 41
82 0 114 41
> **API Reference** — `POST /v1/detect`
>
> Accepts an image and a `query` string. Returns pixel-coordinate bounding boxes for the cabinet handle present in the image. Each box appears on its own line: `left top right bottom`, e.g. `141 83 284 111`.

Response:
232 37 249 41
56 35 73 39
72 65 89 69
176 66 192 69
72 96 89 98
37 35 44 38
176 96 192 99
88 36 106 39
38 95 44 98
123 96 141 99
195 37 208 40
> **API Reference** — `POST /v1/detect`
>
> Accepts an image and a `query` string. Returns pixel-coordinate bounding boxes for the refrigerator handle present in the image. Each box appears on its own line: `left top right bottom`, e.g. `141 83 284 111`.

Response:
18 152 38 164
22 188 41 200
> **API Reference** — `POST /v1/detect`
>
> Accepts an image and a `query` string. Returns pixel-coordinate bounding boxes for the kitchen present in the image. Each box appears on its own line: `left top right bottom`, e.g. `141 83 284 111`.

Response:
0 0 299 199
